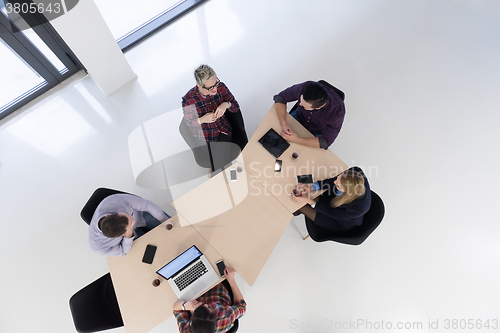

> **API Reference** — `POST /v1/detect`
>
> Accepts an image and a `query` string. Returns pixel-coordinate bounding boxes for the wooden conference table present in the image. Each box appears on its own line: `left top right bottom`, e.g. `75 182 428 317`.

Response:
108 105 348 333
107 215 224 333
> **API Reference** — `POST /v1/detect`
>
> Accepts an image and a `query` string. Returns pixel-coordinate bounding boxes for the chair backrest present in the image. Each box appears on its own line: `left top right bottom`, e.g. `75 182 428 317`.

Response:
224 110 248 151
179 118 214 170
306 190 384 245
220 279 239 333
69 273 123 333
80 188 128 225
318 80 345 101
289 80 345 114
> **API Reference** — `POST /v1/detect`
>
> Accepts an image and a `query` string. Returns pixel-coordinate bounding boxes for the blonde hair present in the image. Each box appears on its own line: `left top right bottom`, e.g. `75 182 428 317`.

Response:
194 64 217 87
330 169 366 208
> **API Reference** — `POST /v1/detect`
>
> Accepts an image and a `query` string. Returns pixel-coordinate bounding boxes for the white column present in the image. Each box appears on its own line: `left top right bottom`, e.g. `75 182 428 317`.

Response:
50 0 137 95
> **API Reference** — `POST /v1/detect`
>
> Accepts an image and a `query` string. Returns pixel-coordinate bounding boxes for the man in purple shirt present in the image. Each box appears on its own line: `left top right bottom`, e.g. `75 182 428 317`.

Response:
273 81 345 149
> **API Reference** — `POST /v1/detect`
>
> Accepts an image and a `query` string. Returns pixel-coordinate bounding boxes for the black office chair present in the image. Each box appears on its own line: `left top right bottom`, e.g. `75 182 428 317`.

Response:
179 118 243 173
80 188 129 225
289 80 345 114
81 188 152 235
69 273 123 333
224 109 248 151
179 119 214 170
221 279 240 333
303 191 385 245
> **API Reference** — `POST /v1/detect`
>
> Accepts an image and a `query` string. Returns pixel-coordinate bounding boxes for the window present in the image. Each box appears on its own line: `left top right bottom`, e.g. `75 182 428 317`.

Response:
0 4 82 120
93 0 207 51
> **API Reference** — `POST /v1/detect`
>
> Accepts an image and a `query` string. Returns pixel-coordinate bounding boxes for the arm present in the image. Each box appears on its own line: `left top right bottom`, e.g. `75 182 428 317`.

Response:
281 132 321 148
182 98 201 128
320 101 345 147
173 299 202 311
225 267 244 302
273 82 306 135
214 82 239 118
320 120 343 148
273 102 292 135
172 309 190 333
89 235 134 257
183 98 219 126
314 202 356 221
104 238 134 256
172 298 205 333
219 82 240 114
124 195 169 223
224 267 247 322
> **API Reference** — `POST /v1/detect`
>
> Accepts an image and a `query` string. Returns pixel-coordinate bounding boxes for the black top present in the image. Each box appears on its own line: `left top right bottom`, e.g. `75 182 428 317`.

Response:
313 166 371 232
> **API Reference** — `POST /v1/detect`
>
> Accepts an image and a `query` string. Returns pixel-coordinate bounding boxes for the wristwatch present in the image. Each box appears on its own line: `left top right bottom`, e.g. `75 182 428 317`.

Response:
182 302 187 310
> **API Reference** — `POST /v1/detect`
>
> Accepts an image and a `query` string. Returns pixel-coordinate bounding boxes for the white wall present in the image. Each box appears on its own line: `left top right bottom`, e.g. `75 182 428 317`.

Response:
49 0 136 95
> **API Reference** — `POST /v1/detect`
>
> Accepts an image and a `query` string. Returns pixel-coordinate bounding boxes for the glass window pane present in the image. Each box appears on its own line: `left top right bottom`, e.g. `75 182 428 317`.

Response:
0 8 67 73
21 27 67 73
94 0 185 40
0 39 46 109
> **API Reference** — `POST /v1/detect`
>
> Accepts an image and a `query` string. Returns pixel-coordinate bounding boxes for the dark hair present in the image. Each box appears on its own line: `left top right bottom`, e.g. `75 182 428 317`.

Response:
302 82 327 108
100 214 129 237
191 305 216 333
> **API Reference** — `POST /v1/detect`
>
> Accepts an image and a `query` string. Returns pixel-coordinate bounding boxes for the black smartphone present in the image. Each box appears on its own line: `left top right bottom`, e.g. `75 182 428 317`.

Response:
297 174 314 183
274 159 282 172
216 260 226 277
142 245 157 264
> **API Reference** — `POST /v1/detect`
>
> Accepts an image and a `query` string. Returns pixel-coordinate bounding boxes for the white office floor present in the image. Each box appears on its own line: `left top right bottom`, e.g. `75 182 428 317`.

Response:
1 1 500 332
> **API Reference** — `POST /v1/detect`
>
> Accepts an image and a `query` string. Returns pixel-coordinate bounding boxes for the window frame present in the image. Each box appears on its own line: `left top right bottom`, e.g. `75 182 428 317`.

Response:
0 6 84 120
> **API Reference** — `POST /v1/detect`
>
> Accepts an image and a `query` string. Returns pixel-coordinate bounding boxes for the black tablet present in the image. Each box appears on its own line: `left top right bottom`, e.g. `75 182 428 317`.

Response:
258 128 290 158
297 174 314 184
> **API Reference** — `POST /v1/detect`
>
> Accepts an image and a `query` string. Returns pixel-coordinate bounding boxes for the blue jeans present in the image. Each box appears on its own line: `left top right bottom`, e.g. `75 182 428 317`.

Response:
136 211 170 238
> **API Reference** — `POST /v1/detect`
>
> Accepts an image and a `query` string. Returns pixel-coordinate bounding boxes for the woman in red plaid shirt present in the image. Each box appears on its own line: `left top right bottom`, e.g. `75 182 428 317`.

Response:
182 65 244 171
173 267 246 333
182 65 241 143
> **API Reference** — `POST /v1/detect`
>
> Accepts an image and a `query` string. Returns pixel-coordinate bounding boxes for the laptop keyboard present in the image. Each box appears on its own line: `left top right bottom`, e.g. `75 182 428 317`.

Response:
174 261 209 291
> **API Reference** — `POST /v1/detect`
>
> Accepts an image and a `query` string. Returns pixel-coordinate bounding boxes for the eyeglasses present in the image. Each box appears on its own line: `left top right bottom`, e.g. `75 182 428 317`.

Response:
202 78 220 91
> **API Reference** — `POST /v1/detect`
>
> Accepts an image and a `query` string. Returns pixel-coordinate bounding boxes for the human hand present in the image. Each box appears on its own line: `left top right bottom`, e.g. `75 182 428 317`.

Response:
224 267 236 281
184 299 203 311
281 129 298 143
199 113 217 124
214 102 230 118
295 183 312 195
173 299 203 311
281 121 293 135
290 192 314 204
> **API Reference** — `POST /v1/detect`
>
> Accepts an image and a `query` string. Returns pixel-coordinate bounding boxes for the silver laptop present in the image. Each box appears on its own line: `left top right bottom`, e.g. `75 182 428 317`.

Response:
156 245 219 300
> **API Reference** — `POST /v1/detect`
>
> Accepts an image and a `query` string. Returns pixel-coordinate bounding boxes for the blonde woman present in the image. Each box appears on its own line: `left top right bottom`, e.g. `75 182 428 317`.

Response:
291 167 371 231
182 64 246 171
182 64 241 143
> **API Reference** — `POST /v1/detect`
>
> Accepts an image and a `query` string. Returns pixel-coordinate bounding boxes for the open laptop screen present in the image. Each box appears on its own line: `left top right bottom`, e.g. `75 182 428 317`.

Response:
156 245 202 279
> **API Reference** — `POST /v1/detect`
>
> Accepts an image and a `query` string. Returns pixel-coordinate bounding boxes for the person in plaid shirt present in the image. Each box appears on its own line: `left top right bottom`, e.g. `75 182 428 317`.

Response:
173 267 246 333
273 81 345 149
182 65 241 143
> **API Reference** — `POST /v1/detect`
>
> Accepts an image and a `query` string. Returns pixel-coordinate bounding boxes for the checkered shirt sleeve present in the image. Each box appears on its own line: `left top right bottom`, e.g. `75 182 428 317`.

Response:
182 82 240 142
173 282 247 333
